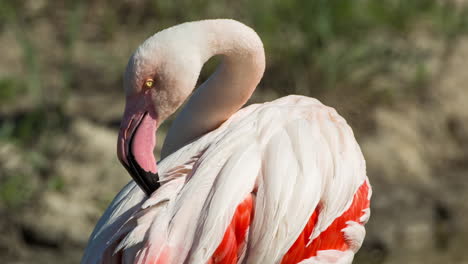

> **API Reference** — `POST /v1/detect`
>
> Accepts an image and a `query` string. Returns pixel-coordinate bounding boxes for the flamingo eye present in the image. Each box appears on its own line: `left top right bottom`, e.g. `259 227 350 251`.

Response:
145 79 154 88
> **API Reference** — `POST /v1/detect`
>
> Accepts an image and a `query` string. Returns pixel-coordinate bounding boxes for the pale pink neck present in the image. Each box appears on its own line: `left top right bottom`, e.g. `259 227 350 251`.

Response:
160 20 265 159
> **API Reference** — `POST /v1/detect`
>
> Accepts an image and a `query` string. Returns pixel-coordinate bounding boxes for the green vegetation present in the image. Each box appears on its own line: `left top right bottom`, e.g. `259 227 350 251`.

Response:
0 173 35 208
0 79 25 103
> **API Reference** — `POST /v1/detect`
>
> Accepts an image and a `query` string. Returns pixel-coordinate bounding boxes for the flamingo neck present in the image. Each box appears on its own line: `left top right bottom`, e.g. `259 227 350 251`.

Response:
160 20 266 159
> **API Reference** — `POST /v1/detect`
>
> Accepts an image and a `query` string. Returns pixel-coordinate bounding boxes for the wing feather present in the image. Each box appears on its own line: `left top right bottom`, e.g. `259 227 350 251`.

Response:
81 95 370 264
187 141 261 262
81 182 145 264
246 119 323 263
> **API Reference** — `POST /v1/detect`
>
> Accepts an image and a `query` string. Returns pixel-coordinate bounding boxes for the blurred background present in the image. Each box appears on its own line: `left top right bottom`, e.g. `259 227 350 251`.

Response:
1 0 468 263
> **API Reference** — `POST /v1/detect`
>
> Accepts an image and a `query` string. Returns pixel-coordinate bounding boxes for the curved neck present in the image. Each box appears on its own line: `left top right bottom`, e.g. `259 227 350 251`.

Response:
160 20 265 159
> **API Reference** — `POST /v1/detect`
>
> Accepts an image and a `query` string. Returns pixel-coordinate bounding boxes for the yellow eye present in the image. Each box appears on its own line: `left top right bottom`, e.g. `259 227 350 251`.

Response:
145 79 154 88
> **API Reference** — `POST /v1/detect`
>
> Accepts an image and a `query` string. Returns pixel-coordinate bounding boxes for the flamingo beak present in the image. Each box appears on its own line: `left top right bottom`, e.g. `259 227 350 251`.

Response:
117 95 160 196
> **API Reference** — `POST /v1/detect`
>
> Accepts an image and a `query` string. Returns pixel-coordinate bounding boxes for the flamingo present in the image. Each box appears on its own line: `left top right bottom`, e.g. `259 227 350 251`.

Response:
81 19 371 264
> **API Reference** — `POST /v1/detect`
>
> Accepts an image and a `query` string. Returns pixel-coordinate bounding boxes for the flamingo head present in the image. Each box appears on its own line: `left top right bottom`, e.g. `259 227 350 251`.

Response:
117 80 160 196
116 32 203 196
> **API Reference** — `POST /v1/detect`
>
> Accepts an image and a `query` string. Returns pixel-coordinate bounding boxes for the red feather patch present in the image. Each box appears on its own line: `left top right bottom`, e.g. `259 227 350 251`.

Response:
281 181 370 264
208 194 254 264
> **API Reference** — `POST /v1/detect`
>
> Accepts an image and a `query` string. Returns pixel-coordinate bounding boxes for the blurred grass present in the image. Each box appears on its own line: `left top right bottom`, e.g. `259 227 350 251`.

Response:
1 0 468 208
1 0 467 105
0 173 35 208
0 78 25 103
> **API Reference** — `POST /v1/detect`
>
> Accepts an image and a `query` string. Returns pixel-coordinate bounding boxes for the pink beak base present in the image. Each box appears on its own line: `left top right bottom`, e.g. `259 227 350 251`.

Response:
117 95 159 196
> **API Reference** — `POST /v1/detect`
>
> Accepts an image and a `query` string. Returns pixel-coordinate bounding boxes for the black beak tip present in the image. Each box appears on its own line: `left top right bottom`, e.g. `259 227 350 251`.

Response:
124 111 160 196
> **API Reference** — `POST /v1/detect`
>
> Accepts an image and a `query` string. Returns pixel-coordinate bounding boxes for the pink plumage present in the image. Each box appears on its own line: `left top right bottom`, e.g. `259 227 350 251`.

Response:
81 19 371 264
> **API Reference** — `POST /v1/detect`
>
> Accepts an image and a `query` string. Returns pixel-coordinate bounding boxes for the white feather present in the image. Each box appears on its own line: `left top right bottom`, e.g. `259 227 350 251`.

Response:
298 250 355 264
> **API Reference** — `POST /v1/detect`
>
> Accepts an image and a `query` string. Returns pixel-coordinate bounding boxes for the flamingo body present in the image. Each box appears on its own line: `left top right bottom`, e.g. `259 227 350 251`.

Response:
82 95 371 264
